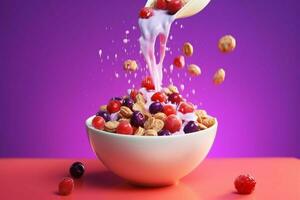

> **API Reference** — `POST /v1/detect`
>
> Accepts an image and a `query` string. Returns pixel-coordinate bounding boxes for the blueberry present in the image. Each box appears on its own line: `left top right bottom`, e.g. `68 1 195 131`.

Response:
131 111 145 127
96 111 111 122
149 102 163 114
111 97 123 102
69 162 85 179
122 98 134 109
158 130 171 136
183 121 200 134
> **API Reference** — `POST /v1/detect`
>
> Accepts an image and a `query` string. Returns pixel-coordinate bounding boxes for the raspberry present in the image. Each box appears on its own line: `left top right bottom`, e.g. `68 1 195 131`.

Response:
234 174 256 194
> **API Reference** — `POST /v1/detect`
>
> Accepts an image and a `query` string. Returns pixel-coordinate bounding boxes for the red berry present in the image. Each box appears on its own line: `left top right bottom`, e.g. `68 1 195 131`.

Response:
116 121 133 135
164 114 182 133
167 0 183 14
178 102 195 114
173 55 185 68
130 89 138 102
141 76 155 90
151 92 167 102
234 174 256 194
107 100 121 113
92 116 105 130
163 105 177 116
58 177 74 196
139 7 154 19
155 0 168 10
168 93 182 104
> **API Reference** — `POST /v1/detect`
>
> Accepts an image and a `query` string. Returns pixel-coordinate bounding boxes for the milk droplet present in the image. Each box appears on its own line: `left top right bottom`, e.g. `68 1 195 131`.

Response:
125 30 130 34
163 68 167 73
139 50 142 54
128 79 131 84
170 65 174 73
180 84 185 91
115 72 119 78
169 78 173 84
175 21 178 25
106 55 110 60
123 38 129 44
114 54 118 59
125 73 128 78
177 73 180 78
170 35 173 40
134 73 137 78
192 89 196 95
98 49 102 58
112 40 115 43
186 93 190 98
180 24 184 29
189 77 192 81
124 48 127 53
132 26 137 30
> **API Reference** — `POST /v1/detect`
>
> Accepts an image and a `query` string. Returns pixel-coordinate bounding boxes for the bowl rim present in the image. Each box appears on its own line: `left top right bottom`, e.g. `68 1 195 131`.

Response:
86 115 218 139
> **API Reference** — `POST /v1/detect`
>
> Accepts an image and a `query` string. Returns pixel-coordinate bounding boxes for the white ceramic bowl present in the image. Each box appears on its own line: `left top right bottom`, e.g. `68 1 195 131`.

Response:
86 115 218 186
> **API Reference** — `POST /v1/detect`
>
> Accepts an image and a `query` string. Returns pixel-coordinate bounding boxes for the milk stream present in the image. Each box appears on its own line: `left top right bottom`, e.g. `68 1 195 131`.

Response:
139 10 175 91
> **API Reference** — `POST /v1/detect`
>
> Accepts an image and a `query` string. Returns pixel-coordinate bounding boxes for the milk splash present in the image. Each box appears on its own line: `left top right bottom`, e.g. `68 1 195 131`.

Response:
139 10 175 91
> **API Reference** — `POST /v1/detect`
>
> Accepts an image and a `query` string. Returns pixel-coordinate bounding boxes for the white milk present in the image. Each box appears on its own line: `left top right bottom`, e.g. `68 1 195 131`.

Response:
139 10 175 91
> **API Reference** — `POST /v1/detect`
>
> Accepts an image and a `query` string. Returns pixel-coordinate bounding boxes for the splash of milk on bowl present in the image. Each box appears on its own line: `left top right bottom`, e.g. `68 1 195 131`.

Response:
139 10 175 91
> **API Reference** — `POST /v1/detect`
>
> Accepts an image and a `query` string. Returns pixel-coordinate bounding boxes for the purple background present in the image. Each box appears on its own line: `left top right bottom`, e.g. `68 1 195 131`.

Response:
1 0 299 158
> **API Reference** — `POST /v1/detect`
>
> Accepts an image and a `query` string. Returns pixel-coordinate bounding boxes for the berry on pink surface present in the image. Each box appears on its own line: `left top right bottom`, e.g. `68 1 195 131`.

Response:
234 174 256 194
58 177 74 196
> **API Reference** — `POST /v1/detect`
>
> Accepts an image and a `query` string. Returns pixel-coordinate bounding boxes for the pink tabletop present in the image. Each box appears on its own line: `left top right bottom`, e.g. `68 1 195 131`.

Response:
1 158 299 200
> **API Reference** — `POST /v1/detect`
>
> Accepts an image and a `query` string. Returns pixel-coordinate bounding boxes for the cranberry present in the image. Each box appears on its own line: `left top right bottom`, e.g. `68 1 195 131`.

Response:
173 55 185 68
178 102 195 114
168 93 182 104
92 116 105 130
107 100 121 113
155 0 168 10
116 121 133 135
234 174 256 194
141 76 155 90
139 7 154 19
167 0 183 15
164 114 182 133
151 92 167 102
58 177 74 196
163 105 177 116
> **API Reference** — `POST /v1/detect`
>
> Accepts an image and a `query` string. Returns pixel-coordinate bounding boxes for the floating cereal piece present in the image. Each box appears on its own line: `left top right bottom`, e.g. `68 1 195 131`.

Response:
163 87 172 95
144 129 158 136
99 105 107 111
168 84 179 93
119 106 133 118
213 68 226 85
218 35 236 53
104 121 119 132
153 112 167 121
188 64 201 76
134 127 145 136
123 59 138 72
182 42 193 56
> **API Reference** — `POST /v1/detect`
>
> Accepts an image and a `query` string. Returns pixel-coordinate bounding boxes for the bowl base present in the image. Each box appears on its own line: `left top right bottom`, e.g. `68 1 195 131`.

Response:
128 180 179 188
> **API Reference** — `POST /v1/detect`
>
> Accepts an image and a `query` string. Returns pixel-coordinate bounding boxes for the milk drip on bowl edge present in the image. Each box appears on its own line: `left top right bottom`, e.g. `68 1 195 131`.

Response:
139 10 175 91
